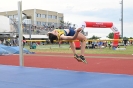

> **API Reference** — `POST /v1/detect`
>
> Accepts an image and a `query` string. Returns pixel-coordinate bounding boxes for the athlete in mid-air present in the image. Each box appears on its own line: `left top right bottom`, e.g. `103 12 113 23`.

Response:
47 23 87 64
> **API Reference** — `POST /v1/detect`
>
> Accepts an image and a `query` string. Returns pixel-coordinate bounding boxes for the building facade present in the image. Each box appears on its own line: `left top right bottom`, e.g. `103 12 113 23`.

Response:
0 9 64 27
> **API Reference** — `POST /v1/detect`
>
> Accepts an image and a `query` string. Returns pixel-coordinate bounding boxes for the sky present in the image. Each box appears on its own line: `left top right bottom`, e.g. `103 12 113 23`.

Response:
0 0 133 38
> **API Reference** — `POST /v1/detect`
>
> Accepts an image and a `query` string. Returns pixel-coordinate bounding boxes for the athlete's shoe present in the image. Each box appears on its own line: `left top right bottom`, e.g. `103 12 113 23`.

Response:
74 54 82 62
79 55 87 64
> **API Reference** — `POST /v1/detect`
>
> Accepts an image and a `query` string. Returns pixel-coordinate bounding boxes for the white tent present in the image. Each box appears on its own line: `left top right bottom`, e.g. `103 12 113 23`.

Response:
100 37 110 40
0 15 10 32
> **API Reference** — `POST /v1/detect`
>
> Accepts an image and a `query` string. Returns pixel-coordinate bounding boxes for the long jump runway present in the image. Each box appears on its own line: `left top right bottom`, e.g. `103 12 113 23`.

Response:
0 54 133 88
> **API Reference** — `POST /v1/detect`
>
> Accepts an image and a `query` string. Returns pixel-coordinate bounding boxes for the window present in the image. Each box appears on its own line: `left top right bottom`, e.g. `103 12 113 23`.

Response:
48 15 52 19
41 22 46 26
41 14 46 18
59 17 63 20
36 13 41 18
52 15 57 19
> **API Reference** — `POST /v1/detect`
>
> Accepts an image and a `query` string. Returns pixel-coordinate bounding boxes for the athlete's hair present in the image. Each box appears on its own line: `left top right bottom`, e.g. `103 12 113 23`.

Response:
48 33 58 43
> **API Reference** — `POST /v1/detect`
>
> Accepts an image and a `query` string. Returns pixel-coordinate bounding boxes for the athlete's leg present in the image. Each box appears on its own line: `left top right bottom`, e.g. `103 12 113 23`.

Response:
80 40 86 56
69 41 76 54
76 32 87 56
76 32 87 63
69 41 82 62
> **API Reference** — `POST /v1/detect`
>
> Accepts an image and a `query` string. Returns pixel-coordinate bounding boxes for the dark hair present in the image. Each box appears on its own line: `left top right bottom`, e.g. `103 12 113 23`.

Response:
48 33 58 43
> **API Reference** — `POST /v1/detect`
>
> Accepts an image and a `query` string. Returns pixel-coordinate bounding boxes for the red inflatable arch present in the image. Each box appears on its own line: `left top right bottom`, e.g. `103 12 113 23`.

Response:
75 21 120 49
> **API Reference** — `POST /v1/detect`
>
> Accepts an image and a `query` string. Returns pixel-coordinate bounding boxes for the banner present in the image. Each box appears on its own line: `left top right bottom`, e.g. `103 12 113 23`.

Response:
85 21 113 28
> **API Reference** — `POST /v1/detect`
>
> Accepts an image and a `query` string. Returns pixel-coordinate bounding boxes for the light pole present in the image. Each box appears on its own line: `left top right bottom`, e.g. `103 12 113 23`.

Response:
120 0 123 38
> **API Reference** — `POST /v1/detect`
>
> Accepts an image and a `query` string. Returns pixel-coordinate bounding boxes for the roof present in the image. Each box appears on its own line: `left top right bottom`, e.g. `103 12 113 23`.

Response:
16 35 48 39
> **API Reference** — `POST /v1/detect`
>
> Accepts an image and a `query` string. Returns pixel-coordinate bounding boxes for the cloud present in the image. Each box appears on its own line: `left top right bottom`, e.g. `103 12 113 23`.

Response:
0 0 133 38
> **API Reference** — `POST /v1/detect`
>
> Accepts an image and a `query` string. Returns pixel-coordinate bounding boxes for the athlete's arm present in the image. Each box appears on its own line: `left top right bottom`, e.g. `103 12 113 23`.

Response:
60 35 74 40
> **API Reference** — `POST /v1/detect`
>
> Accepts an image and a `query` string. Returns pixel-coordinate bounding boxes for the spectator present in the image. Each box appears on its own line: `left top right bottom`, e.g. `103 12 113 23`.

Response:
92 39 95 49
123 40 127 48
108 41 111 49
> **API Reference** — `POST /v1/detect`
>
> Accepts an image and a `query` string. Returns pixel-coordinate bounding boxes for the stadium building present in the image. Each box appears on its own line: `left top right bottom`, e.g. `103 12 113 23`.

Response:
0 9 64 27
0 9 64 39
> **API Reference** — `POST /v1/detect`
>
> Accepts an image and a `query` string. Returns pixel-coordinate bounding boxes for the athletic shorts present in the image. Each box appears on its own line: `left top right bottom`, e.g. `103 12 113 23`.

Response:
67 28 75 36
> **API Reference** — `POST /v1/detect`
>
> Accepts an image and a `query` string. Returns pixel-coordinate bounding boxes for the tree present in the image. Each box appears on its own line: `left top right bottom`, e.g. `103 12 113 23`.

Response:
60 20 64 24
73 24 76 28
65 21 71 27
123 37 128 40
89 35 100 39
129 37 133 39
106 32 114 39
60 20 64 28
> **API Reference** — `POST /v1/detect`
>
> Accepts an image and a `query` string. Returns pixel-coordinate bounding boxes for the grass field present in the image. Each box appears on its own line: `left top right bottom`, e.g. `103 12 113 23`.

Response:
25 44 133 55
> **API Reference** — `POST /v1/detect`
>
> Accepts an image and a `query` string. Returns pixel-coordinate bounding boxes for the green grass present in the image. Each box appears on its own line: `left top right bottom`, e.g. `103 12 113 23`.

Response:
25 44 133 55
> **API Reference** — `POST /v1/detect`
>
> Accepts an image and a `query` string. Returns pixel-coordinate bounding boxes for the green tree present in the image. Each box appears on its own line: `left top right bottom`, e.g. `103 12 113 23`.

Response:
73 24 75 28
60 20 64 27
106 32 114 39
129 37 133 39
67 21 71 27
123 37 128 40
89 35 100 39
